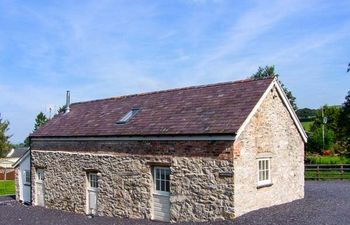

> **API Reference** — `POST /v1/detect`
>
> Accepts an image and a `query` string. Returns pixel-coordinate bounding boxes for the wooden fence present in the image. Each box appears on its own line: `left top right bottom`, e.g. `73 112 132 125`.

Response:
0 168 15 180
305 164 350 180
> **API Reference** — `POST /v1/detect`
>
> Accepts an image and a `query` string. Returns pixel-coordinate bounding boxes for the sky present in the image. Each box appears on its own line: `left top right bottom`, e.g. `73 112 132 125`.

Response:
0 0 349 143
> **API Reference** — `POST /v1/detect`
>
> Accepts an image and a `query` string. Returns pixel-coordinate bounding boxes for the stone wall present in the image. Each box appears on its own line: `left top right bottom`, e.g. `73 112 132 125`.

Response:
31 139 235 222
15 167 20 201
233 87 304 217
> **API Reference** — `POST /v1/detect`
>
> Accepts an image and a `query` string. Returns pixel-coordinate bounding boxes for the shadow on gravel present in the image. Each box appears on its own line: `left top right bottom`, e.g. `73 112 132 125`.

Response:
0 195 15 201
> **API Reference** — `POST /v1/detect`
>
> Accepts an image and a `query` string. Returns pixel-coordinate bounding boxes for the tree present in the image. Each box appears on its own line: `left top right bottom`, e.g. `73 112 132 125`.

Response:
57 105 67 114
0 114 12 157
23 136 30 147
251 65 298 110
311 105 341 134
252 66 276 78
338 91 350 155
34 112 48 131
23 112 49 147
306 127 335 153
305 105 341 154
296 108 317 121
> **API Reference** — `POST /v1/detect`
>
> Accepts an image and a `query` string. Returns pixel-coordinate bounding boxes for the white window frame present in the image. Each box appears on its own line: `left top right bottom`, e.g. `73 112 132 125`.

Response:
36 169 44 183
24 170 31 185
88 173 98 189
153 167 170 196
258 158 271 187
117 108 139 124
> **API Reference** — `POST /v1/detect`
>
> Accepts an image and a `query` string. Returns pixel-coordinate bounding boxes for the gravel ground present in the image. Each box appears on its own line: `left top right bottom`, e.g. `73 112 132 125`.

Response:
0 181 349 225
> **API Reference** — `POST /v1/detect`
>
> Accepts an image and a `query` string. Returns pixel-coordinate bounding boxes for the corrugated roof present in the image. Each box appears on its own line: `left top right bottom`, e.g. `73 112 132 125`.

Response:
30 77 274 137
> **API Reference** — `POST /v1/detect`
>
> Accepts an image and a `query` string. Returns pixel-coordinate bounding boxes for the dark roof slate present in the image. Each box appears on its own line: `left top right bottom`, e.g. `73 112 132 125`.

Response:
31 77 274 137
7 148 29 158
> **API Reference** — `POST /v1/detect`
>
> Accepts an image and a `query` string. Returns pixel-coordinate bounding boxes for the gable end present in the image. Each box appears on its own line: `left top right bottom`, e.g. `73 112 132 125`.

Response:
235 78 307 143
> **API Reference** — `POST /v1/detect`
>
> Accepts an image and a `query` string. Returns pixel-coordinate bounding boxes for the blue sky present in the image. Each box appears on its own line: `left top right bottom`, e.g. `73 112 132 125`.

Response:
0 0 349 143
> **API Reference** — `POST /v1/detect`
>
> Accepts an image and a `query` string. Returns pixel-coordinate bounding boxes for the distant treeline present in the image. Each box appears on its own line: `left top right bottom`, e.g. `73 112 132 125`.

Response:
296 99 349 158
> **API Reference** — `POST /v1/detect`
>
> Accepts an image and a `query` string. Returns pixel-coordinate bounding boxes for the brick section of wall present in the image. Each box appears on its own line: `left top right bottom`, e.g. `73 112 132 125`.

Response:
31 150 234 222
233 87 304 217
31 140 234 159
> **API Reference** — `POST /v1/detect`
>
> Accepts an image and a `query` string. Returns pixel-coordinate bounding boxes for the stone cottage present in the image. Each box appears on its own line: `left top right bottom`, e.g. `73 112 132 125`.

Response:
28 77 307 222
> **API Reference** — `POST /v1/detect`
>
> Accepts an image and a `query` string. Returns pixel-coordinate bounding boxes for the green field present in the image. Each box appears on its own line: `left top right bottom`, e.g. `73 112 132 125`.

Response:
301 121 314 132
305 170 350 180
0 180 15 196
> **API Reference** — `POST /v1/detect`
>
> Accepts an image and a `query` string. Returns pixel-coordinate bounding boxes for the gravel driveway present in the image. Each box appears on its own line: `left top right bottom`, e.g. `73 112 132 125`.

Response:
0 181 349 225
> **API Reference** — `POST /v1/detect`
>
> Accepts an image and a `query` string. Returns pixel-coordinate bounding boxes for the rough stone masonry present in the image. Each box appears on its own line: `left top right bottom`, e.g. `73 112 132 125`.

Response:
30 140 235 222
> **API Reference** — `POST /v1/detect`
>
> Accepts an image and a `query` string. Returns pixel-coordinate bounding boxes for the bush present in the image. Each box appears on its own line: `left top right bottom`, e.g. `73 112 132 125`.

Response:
306 127 335 153
306 155 350 164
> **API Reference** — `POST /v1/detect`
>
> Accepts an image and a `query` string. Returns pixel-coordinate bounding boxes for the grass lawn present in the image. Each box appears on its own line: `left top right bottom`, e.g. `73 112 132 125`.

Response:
0 180 15 196
301 121 314 132
305 170 350 180
305 167 350 180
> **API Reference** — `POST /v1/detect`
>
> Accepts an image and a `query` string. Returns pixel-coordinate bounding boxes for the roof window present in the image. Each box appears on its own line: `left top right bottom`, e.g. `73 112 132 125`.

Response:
117 108 139 124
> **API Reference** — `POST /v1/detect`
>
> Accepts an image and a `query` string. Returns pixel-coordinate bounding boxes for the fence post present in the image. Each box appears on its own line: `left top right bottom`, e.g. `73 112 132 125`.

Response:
340 165 344 180
317 165 320 181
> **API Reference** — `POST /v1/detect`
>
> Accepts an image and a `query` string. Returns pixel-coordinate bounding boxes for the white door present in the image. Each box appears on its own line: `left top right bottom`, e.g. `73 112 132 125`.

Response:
35 169 45 206
87 173 98 215
22 170 31 203
152 167 171 222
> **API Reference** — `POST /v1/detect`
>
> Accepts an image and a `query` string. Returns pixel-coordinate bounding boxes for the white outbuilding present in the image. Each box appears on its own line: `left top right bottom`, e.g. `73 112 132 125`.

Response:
13 149 31 204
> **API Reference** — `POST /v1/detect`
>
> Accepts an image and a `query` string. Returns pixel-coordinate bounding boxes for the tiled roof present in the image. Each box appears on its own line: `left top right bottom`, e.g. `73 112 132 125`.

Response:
30 77 274 137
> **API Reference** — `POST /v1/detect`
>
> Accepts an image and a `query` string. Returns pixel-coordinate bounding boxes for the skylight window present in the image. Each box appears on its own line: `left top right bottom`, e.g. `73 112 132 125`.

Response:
117 108 139 124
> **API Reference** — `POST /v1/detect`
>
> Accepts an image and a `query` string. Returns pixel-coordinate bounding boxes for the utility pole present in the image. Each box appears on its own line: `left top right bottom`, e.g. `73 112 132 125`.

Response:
322 106 328 151
49 107 52 119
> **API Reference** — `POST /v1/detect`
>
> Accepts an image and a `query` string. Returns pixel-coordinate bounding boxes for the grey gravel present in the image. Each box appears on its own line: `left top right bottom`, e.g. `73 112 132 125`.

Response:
0 181 349 225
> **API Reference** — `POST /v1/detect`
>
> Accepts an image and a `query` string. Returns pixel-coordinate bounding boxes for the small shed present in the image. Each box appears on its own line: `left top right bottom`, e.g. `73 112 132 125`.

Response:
0 148 28 180
13 149 31 203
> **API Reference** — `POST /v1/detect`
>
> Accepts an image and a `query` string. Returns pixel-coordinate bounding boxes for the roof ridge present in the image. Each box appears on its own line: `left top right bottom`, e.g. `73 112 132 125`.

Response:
72 76 274 106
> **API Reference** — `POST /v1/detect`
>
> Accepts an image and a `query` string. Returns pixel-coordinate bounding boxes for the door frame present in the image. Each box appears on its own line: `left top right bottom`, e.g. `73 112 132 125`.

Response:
35 168 45 206
22 169 31 203
86 172 99 215
152 166 171 222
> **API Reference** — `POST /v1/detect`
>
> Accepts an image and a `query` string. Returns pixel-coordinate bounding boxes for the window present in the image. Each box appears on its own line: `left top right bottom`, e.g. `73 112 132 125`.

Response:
154 167 170 194
36 169 44 182
88 173 98 188
258 158 271 186
24 170 31 185
117 108 139 124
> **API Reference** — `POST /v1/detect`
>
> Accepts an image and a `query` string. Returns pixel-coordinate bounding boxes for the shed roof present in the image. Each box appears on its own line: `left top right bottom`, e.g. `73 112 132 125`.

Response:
31 77 274 138
6 148 29 158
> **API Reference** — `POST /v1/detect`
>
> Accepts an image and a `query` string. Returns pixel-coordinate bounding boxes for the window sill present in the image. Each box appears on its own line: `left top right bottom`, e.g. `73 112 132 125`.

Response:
257 183 273 189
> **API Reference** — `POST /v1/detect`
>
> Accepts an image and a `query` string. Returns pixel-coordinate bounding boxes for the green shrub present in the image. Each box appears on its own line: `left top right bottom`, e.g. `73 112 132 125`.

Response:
306 155 350 164
306 127 335 153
